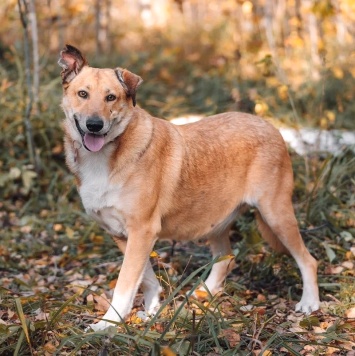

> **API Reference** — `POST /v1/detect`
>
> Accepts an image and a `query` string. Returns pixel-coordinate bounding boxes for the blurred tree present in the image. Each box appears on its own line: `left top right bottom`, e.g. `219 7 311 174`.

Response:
17 0 40 171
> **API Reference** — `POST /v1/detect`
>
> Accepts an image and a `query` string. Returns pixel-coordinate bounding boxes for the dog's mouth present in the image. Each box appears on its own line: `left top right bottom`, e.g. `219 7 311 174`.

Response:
74 116 106 152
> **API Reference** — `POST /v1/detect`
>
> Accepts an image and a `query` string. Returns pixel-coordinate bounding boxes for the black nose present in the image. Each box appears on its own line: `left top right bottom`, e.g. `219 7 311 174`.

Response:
86 117 104 133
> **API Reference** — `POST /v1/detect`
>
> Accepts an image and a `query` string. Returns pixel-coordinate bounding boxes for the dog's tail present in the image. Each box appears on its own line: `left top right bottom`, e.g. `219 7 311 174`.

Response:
254 210 290 254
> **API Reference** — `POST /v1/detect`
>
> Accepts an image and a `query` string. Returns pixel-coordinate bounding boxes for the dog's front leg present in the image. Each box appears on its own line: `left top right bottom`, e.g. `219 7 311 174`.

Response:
113 236 162 315
89 229 157 331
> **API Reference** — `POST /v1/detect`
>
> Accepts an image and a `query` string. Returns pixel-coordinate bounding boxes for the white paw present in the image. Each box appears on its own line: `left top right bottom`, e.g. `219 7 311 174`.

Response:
137 310 150 321
295 299 320 314
87 306 125 332
144 288 162 315
87 319 117 332
146 301 161 316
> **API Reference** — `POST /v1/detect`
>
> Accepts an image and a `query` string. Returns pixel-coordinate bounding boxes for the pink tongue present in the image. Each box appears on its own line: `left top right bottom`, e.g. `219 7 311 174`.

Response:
84 133 105 152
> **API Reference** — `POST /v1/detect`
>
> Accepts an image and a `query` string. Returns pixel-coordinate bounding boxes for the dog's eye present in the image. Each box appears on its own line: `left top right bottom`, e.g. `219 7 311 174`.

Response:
78 90 88 99
106 94 116 102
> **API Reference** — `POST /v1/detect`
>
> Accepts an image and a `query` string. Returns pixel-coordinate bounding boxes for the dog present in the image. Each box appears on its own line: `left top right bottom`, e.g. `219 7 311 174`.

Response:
58 44 320 331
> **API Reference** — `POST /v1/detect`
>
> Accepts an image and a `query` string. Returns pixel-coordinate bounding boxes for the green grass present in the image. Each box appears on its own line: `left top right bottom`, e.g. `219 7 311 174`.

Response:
0 41 354 355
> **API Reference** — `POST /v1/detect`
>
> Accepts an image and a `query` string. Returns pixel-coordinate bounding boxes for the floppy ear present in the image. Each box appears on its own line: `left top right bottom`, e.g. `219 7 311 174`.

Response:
58 44 88 85
115 68 143 107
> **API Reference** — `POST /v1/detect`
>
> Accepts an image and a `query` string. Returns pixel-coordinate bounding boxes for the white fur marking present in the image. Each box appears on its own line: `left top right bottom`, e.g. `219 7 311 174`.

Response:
78 149 126 236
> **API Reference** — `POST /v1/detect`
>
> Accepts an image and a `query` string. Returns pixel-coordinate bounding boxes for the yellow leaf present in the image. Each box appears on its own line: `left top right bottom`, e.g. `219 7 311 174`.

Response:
325 110 336 122
91 235 104 244
53 224 62 232
161 347 177 356
332 66 344 79
216 254 235 263
194 289 208 300
15 298 31 347
150 251 159 258
278 85 288 101
66 227 75 239
109 278 117 289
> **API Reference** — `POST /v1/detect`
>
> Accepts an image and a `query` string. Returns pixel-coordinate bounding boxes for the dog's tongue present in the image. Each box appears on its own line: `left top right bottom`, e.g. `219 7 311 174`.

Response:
84 133 105 152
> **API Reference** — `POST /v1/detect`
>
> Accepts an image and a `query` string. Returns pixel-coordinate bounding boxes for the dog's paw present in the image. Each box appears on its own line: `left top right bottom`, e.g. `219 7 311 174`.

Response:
295 299 320 314
137 310 151 321
87 320 117 332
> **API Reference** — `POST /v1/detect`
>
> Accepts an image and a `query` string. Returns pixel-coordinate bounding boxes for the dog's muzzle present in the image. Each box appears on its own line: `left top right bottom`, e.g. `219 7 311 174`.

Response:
86 116 104 133
74 115 106 152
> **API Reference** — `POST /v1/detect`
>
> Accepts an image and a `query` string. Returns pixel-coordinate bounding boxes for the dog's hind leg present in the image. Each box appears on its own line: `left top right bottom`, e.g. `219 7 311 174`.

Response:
114 236 162 315
256 194 320 313
197 227 236 296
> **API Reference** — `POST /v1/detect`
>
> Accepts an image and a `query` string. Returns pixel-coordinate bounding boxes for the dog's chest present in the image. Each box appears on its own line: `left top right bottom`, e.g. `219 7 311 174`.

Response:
77 153 126 236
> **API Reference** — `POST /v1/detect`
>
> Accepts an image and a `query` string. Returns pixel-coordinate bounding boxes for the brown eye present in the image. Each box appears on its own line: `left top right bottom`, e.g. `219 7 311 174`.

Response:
78 90 88 99
106 94 116 102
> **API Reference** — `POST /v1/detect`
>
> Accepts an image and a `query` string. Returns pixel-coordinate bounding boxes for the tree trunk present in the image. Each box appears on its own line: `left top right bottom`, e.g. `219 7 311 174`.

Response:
27 0 39 108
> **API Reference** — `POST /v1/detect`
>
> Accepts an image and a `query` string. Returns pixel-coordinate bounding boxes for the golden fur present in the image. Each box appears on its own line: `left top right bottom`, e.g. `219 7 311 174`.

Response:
59 45 320 331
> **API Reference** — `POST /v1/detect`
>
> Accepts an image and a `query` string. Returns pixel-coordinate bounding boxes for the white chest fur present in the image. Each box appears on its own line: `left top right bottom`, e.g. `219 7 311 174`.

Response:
77 150 127 237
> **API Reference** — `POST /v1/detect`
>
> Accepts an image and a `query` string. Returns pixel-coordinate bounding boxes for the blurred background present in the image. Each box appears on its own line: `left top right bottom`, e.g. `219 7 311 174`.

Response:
2 0 355 126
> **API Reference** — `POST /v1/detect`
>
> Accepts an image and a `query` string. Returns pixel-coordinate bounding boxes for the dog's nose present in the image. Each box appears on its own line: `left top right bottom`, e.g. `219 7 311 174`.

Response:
86 117 104 133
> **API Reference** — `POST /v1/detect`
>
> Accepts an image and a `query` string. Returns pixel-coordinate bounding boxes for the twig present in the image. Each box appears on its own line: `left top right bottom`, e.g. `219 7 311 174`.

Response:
300 223 329 234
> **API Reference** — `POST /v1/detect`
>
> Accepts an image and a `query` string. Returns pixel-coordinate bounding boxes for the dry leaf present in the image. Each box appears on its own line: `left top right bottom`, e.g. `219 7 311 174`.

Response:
109 278 117 289
345 307 355 319
35 310 50 321
161 347 177 356
342 261 354 270
194 289 209 300
53 224 63 232
43 341 57 355
221 328 240 347
93 294 110 312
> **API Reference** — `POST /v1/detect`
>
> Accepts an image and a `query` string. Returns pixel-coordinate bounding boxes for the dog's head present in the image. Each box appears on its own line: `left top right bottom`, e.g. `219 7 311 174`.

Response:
58 44 143 152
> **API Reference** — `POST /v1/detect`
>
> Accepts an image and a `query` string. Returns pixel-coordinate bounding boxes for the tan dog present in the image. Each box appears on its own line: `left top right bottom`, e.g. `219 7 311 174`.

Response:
58 45 319 331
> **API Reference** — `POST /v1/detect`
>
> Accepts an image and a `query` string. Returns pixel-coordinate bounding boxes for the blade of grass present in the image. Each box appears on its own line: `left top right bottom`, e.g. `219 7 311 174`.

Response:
48 293 79 328
14 298 31 350
13 329 25 356
141 260 214 340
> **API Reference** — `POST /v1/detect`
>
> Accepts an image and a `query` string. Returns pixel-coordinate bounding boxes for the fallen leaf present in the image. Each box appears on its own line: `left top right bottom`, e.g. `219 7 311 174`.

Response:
342 261 354 270
109 278 117 289
194 289 209 300
53 224 63 232
161 346 176 356
221 328 240 348
345 307 355 319
43 341 57 354
93 294 110 312
34 310 50 321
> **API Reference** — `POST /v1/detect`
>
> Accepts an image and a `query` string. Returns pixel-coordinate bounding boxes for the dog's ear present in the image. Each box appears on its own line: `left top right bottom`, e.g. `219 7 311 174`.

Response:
58 44 88 85
115 68 143 107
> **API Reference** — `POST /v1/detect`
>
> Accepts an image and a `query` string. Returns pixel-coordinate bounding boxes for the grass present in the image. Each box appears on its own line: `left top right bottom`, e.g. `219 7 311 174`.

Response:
0 38 355 355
